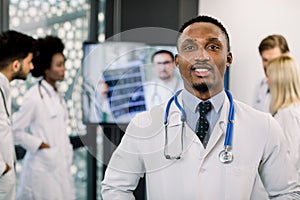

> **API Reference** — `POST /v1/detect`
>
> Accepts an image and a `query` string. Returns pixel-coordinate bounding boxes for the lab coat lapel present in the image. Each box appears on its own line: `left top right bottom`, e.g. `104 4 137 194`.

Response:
205 96 230 155
172 93 204 158
39 81 58 118
44 96 57 118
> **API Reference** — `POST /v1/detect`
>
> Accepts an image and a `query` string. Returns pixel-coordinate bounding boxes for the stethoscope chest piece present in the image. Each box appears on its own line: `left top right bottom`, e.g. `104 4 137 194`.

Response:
219 148 233 164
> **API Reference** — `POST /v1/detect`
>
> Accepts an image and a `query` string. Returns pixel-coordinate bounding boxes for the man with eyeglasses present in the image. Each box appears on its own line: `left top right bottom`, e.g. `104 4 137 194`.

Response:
144 50 183 109
95 49 183 122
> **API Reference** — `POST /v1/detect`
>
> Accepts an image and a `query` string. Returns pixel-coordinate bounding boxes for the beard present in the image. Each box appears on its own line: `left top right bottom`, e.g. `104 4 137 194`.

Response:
192 82 209 93
12 64 28 80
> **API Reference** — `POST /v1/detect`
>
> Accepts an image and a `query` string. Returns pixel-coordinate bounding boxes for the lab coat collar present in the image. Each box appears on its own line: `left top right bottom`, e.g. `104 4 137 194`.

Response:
41 79 58 96
39 80 59 117
0 72 10 92
204 96 229 153
182 89 225 115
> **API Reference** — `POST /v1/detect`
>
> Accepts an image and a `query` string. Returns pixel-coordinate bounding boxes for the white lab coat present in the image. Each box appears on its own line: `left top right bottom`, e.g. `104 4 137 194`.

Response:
253 78 271 113
274 103 300 177
102 93 300 200
144 75 183 110
0 73 16 200
13 80 75 200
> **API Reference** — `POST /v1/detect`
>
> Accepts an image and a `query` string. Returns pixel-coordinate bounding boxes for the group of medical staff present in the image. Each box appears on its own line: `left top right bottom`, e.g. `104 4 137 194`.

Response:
1 14 300 200
253 34 300 178
0 31 74 200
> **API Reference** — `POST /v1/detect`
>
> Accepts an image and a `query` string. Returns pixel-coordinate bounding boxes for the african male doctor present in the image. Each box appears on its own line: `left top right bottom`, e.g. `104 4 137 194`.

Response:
101 15 300 200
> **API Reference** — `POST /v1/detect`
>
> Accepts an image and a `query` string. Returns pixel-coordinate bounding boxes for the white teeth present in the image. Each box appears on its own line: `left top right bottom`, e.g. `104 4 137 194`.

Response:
195 68 208 72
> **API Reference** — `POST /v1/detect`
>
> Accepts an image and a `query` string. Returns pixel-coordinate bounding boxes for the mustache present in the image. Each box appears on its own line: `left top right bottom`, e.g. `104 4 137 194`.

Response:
190 62 213 70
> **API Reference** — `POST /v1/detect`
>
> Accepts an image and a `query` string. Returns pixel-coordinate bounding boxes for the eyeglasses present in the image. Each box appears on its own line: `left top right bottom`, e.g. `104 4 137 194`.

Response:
154 60 174 66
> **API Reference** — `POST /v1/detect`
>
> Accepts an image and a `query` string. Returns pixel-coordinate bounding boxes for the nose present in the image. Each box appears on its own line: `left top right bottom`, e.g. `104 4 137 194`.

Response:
194 48 210 62
30 62 34 70
62 63 66 72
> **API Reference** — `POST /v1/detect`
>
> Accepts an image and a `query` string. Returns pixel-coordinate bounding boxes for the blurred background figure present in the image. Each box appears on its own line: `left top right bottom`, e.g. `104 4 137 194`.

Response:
253 34 290 112
13 36 75 200
0 30 36 200
95 49 183 123
267 56 300 175
144 50 183 109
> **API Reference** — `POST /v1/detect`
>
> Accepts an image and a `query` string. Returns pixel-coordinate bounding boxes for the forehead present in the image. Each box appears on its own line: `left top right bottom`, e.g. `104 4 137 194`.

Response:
261 47 282 59
23 53 33 61
179 22 226 45
153 53 172 61
52 52 65 60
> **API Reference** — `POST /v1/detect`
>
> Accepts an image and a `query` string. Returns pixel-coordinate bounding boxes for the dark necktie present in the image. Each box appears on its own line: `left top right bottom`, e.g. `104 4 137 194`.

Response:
196 101 212 144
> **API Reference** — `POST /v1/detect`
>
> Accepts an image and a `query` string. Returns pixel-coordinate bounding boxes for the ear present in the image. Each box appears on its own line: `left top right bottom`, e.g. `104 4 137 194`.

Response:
226 52 233 67
11 60 21 72
175 54 179 68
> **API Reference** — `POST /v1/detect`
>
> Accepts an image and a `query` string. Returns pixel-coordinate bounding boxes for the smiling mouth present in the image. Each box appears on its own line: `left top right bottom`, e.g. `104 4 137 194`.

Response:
191 65 211 77
194 68 209 72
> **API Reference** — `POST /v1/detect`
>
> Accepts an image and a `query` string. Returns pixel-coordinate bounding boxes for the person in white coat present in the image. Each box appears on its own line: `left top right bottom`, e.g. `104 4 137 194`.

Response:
95 50 183 123
13 36 75 200
0 30 36 200
144 50 183 110
267 56 300 177
253 35 290 113
101 15 300 199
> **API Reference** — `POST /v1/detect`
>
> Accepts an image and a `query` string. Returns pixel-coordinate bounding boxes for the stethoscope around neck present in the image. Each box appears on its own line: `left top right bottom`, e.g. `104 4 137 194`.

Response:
0 87 10 118
163 89 235 164
38 79 51 99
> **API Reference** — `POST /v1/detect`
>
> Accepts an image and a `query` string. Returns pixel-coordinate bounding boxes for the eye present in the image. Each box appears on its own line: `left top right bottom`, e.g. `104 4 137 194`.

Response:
207 44 220 51
56 62 65 67
183 44 196 52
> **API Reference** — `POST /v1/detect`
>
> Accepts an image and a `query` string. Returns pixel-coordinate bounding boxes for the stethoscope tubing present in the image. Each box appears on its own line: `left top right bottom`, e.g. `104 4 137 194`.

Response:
164 89 235 153
224 90 234 147
38 79 51 99
0 87 10 118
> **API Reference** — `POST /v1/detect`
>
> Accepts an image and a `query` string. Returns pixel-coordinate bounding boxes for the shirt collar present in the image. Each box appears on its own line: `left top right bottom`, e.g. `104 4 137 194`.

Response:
182 88 225 114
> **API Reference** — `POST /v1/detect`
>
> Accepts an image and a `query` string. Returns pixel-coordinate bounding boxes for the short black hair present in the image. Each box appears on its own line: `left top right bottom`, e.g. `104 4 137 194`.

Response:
151 50 175 62
0 30 36 69
178 15 230 52
31 36 64 77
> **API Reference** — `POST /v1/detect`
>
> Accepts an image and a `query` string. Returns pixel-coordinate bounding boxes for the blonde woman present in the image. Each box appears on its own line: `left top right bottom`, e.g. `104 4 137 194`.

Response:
267 55 300 175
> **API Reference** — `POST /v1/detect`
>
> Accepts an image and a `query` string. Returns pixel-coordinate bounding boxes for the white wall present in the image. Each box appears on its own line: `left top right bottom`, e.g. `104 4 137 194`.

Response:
199 0 300 105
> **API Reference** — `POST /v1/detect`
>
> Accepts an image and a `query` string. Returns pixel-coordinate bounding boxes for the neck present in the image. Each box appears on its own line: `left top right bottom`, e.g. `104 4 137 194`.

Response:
44 77 57 91
160 74 175 83
0 70 12 82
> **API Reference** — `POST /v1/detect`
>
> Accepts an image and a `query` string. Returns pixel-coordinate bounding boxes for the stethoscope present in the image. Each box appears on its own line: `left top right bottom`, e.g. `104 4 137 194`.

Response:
38 79 51 99
0 87 10 118
164 89 234 164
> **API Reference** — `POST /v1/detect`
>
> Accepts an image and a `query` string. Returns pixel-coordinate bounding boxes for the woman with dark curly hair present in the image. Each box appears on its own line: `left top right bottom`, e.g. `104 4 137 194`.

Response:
13 36 75 200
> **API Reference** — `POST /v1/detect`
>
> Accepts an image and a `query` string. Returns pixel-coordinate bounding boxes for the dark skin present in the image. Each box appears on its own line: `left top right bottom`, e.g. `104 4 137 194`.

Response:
175 22 233 100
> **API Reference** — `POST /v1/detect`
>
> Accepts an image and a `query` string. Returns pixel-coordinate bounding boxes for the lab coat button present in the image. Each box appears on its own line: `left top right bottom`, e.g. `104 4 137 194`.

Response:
200 168 206 173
